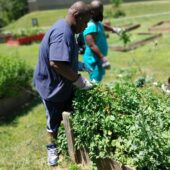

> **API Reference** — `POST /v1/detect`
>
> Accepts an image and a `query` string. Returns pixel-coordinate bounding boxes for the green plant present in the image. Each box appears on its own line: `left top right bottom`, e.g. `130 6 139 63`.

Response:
134 76 146 88
57 80 170 169
0 0 28 24
115 90 170 170
113 10 126 18
7 27 46 38
68 163 81 170
119 31 131 46
0 55 33 98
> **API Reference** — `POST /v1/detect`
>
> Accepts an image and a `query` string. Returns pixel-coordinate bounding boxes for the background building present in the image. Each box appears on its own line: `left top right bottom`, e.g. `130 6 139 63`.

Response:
28 0 110 12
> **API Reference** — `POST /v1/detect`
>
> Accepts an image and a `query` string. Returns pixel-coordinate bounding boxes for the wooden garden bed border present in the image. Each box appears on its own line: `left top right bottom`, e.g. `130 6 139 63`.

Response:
121 23 140 32
62 112 136 170
109 33 162 52
149 19 170 32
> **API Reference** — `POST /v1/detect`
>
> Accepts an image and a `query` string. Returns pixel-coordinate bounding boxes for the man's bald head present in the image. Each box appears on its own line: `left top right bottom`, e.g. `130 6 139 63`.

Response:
66 1 91 34
69 1 91 18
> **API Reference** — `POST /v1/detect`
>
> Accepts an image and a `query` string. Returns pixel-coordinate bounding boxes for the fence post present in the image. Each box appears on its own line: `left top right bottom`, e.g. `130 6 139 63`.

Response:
62 111 78 163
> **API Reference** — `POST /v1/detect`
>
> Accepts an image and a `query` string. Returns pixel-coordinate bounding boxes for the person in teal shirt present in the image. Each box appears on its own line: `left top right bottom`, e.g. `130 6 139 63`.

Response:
83 20 108 81
83 0 121 82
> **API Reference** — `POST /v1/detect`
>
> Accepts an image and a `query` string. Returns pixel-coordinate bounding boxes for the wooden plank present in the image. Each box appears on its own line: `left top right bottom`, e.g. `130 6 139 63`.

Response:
122 165 136 170
124 24 141 32
110 33 162 52
77 148 91 165
97 158 122 170
62 111 78 163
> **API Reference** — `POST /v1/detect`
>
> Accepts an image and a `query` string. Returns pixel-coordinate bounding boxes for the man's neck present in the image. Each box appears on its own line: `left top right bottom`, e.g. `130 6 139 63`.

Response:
65 16 76 33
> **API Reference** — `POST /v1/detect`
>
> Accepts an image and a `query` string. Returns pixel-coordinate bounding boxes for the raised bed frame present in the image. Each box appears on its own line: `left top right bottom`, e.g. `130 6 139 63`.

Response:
109 32 162 52
149 19 170 32
62 112 136 170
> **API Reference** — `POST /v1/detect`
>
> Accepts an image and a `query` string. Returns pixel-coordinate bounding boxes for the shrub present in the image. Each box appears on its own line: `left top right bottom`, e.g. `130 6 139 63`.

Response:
0 55 33 98
58 80 170 169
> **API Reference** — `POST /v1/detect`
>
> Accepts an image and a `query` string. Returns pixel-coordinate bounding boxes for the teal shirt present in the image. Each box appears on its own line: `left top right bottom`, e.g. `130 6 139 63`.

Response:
83 21 108 64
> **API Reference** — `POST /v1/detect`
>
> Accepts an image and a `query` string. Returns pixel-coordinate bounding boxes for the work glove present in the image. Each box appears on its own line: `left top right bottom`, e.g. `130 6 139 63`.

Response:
161 84 170 95
101 57 111 70
73 75 93 90
78 61 92 73
112 27 123 35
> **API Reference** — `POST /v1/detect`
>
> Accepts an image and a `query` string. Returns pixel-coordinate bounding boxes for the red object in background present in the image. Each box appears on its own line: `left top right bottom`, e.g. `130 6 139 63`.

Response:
6 39 19 46
4 34 13 41
6 33 45 46
17 33 45 45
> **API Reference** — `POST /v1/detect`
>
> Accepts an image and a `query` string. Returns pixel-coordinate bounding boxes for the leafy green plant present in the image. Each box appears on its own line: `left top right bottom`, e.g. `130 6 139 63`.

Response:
0 55 33 98
134 76 146 88
4 27 46 39
57 79 169 169
115 90 170 170
119 31 131 46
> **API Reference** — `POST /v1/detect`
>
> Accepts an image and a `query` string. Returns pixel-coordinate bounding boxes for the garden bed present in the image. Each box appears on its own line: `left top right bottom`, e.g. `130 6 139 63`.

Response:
62 112 136 170
149 19 170 32
109 33 162 52
57 82 169 170
6 33 44 45
0 33 12 43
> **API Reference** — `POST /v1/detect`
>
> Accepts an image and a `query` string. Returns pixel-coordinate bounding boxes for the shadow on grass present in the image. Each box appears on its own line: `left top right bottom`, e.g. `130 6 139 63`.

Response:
0 96 41 125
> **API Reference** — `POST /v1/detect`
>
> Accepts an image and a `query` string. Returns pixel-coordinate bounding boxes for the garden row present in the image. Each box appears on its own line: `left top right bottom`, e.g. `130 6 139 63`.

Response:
57 73 170 170
0 27 46 45
0 56 33 117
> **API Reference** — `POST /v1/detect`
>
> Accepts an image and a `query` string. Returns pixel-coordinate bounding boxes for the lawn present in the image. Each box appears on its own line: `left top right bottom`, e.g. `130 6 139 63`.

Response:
0 1 170 170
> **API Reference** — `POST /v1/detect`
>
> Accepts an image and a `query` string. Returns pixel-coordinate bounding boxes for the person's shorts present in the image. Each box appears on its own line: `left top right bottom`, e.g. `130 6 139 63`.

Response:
42 95 74 133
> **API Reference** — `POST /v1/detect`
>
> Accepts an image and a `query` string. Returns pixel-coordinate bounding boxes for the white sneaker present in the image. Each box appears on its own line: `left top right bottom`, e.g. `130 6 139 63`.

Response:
46 144 58 166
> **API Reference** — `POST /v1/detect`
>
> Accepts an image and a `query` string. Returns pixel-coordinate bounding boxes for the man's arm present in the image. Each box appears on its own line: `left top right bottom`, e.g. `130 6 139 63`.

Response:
103 23 113 32
103 22 122 34
49 60 93 90
49 61 78 82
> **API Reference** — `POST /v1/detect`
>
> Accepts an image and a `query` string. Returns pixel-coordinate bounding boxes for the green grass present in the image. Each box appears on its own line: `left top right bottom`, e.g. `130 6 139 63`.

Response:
0 1 170 169
3 9 67 31
0 43 39 69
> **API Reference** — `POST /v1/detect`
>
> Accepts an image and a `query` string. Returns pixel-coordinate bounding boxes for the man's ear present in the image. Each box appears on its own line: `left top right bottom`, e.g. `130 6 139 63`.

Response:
72 10 80 19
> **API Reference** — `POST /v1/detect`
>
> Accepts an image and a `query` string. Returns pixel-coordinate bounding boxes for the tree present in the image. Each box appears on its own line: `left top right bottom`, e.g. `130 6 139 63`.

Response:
0 0 28 27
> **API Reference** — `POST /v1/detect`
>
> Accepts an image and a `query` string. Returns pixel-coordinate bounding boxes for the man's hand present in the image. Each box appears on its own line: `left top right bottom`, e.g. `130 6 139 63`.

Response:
73 75 93 90
101 57 111 70
78 61 92 73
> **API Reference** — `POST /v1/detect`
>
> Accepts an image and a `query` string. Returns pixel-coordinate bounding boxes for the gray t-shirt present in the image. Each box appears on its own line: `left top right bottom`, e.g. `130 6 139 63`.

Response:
33 19 78 102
